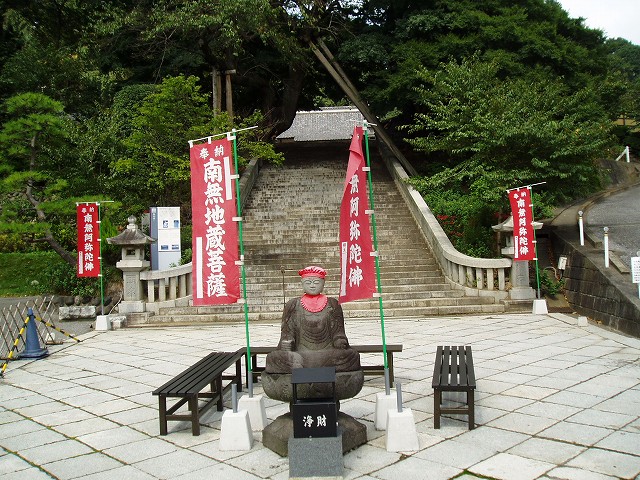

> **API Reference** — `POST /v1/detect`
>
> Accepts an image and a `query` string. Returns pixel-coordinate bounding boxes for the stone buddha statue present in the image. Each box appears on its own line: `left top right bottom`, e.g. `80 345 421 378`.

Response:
265 265 361 374
261 265 367 456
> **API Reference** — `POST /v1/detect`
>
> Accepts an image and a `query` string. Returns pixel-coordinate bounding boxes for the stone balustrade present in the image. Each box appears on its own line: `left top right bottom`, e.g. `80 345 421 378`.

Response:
139 264 192 314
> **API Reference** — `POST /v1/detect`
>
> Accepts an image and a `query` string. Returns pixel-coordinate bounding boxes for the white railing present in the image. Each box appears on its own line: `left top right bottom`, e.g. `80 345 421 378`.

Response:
614 146 630 163
379 148 511 299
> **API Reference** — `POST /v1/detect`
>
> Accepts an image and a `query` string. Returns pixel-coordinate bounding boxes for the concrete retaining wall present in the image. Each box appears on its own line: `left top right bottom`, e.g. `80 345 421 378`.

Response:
554 236 640 338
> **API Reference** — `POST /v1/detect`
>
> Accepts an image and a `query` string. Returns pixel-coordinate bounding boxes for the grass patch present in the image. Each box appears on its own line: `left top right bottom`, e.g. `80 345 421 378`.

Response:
0 252 66 296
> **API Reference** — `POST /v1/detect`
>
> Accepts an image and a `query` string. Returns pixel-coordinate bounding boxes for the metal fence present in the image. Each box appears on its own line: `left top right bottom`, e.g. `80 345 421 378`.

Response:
0 297 59 360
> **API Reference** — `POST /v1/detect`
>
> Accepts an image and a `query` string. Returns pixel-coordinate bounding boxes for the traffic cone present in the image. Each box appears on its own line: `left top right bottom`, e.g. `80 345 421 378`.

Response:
20 308 49 359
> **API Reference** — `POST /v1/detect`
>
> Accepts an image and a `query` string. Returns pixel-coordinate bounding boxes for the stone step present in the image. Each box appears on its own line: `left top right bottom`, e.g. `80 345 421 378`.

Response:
241 254 439 265
133 302 506 327
241 233 428 242
158 294 493 317
240 274 446 286
137 144 507 326
244 270 447 281
241 264 439 274
235 289 462 301
240 280 453 295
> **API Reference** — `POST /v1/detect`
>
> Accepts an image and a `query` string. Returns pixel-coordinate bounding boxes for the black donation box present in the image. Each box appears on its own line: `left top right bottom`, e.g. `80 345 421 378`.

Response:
291 366 338 438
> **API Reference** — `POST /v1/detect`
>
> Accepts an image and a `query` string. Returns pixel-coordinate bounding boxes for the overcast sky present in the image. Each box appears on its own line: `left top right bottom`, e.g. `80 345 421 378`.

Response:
557 0 640 45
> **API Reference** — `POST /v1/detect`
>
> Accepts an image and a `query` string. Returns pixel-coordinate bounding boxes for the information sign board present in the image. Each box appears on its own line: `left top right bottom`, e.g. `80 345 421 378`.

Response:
631 257 640 284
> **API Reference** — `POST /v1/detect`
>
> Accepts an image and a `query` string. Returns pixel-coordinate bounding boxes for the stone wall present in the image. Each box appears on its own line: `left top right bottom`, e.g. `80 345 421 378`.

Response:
554 236 640 338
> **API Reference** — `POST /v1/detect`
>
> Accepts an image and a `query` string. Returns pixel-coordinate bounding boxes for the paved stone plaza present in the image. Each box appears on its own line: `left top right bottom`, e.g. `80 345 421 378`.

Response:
1 313 640 479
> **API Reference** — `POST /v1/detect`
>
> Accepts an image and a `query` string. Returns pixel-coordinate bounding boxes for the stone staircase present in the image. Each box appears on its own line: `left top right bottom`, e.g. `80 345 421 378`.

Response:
139 143 505 325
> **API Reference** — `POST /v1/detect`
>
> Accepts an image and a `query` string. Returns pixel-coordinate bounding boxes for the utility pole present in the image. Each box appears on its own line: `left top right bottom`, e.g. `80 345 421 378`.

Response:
225 69 236 120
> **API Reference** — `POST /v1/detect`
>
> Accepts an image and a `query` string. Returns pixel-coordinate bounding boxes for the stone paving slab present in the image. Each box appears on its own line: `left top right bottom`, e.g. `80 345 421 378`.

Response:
0 313 639 479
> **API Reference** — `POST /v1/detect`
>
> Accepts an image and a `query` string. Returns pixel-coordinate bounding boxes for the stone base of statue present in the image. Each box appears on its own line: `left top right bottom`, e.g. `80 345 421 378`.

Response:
261 370 366 457
263 411 366 457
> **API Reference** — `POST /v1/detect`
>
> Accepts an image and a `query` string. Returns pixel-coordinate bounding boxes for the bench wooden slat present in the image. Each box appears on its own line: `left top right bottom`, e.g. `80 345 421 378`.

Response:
154 352 235 396
465 346 476 386
245 344 402 387
458 346 468 386
451 346 459 386
432 345 443 386
353 344 403 353
153 353 219 393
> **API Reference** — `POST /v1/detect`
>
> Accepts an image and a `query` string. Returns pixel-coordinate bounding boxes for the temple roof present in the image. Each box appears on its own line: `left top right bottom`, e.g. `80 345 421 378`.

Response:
276 107 366 142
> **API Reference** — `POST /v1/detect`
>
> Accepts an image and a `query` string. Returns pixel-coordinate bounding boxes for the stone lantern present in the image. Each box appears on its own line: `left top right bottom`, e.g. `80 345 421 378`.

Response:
492 214 541 301
107 216 155 314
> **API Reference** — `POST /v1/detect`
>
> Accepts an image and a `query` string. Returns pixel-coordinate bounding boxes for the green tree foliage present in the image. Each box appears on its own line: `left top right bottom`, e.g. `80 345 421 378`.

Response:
338 0 610 132
88 0 323 136
405 57 614 255
0 0 638 265
0 1 113 115
604 38 640 150
0 93 76 263
108 74 283 215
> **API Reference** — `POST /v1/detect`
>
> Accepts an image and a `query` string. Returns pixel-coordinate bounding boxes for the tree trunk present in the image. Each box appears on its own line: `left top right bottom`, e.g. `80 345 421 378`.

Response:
270 64 305 137
309 38 417 176
44 232 76 266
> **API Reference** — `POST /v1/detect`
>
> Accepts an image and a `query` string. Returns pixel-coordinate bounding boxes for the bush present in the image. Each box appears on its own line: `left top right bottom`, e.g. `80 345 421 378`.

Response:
37 260 101 297
0 252 62 295
0 233 29 253
538 270 566 297
408 182 498 258
180 248 192 266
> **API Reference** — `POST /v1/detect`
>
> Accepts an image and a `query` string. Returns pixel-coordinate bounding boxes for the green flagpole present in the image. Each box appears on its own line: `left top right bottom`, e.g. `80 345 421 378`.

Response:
98 202 105 316
229 129 254 396
362 121 390 395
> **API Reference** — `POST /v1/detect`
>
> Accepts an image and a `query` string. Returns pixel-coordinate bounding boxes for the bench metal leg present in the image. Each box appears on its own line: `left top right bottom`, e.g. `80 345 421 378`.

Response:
388 353 394 387
235 358 243 392
159 396 168 435
434 389 441 429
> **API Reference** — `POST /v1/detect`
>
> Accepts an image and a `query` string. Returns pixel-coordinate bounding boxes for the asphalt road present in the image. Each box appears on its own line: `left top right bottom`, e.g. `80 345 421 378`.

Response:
585 183 640 268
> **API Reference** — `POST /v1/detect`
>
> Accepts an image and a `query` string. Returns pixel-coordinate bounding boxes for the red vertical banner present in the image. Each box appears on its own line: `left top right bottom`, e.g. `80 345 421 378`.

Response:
339 126 376 303
77 203 101 278
190 138 240 305
509 188 536 261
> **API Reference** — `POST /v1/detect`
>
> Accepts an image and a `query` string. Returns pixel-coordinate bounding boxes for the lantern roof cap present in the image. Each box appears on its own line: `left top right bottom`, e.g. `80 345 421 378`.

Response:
107 216 156 246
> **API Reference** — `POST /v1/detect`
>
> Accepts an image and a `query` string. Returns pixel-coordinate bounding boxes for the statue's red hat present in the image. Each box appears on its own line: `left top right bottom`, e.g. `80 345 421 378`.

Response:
298 265 327 279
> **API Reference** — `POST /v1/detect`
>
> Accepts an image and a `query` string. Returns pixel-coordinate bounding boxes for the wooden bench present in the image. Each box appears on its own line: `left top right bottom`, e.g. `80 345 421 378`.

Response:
432 345 476 430
244 344 403 387
152 349 244 436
